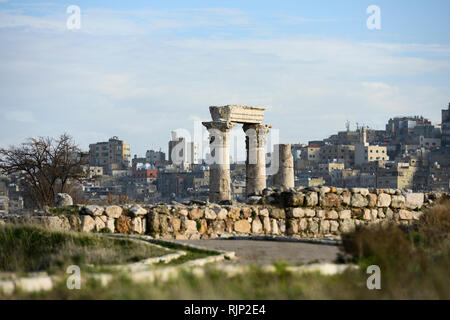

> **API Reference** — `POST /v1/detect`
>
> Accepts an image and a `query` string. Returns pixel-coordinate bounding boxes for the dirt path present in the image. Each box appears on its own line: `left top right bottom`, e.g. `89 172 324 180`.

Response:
175 239 341 265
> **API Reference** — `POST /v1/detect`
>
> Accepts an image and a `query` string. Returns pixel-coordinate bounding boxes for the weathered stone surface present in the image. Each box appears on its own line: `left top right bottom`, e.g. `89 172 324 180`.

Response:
214 208 228 220
330 220 339 233
234 220 251 233
241 207 253 218
326 210 339 220
351 194 368 207
68 215 81 231
228 207 241 220
116 216 131 233
339 219 355 233
178 209 189 216
105 205 123 218
305 192 318 207
263 216 271 233
299 218 308 231
53 193 73 207
94 216 106 231
251 217 263 234
259 208 269 217
189 207 204 220
339 210 352 220
367 193 377 207
283 192 304 207
341 190 352 206
130 205 147 216
184 219 198 234
286 219 298 235
172 218 181 232
304 209 315 217
271 219 280 235
82 205 104 216
131 217 143 234
376 193 391 207
405 193 424 210
287 208 305 218
81 215 95 232
212 220 226 233
391 195 406 208
106 218 115 233
399 209 413 220
308 220 319 235
320 220 330 234
363 209 372 221
204 208 217 220
198 219 208 233
269 207 285 219
360 188 369 196
321 193 342 207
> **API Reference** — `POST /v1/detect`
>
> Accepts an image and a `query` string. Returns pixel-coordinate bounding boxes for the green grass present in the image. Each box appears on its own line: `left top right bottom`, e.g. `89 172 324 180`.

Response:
48 206 79 216
152 240 221 266
0 224 170 273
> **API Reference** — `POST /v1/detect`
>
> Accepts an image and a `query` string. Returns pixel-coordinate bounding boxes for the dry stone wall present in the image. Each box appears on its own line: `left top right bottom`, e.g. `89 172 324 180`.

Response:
1 187 447 239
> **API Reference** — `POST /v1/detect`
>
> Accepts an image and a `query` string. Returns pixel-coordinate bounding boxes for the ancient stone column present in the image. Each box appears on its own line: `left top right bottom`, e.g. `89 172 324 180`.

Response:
243 123 271 196
272 144 294 190
202 121 236 202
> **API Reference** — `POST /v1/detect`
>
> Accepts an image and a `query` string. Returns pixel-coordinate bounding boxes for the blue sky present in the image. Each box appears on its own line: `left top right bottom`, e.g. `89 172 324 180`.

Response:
0 0 449 159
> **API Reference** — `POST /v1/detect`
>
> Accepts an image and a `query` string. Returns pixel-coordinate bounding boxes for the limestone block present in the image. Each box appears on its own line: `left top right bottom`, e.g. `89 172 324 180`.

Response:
398 209 413 220
391 195 406 209
81 215 95 232
263 216 271 233
305 192 319 207
214 208 228 220
259 208 269 217
326 210 339 220
234 220 251 233
53 193 73 207
286 219 298 235
367 193 377 207
82 205 104 216
269 207 285 219
131 217 143 234
339 210 352 220
116 216 131 233
329 220 339 233
320 220 330 234
94 216 106 231
351 194 368 207
106 218 115 233
287 208 305 218
321 193 342 207
228 207 241 220
377 193 391 207
405 193 424 210
204 208 217 220
105 205 123 218
189 207 204 220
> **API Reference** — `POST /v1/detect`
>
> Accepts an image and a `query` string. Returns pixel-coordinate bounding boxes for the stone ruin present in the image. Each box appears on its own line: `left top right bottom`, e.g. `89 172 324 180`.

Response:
202 105 294 203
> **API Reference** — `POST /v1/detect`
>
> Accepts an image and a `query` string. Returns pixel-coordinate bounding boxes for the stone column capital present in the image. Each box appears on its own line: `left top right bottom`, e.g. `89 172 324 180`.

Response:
202 121 236 132
242 123 271 135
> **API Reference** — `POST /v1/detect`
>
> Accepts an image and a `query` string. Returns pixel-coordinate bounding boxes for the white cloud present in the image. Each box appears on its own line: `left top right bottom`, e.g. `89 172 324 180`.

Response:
0 7 448 154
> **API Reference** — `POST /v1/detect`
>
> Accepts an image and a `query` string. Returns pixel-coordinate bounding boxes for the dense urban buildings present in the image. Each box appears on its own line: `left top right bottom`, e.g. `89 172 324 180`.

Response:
1 103 449 209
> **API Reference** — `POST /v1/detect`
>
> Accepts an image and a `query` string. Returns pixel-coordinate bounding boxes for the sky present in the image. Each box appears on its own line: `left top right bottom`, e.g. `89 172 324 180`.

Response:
0 0 449 161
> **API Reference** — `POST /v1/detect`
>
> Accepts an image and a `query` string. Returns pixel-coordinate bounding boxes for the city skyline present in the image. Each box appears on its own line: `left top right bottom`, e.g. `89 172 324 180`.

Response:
1 0 449 156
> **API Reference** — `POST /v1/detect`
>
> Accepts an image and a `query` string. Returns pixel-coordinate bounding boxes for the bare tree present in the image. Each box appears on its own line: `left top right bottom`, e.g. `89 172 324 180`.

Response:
0 134 87 208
